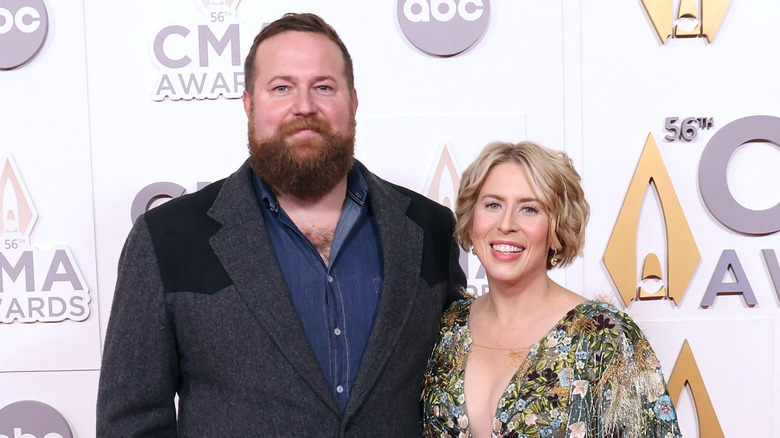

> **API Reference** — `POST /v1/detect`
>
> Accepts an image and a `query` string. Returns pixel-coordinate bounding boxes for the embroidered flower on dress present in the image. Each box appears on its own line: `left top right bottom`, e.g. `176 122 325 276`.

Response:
572 380 589 398
457 415 469 429
524 413 537 426
500 411 509 422
654 395 676 421
558 368 574 386
568 421 586 438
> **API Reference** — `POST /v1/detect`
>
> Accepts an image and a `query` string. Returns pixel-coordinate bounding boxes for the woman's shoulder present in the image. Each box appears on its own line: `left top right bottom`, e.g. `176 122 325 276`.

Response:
440 298 474 328
567 299 648 344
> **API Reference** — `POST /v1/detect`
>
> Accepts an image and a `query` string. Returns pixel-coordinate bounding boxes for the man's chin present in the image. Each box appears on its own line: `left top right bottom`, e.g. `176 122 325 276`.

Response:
285 132 323 147
285 140 323 160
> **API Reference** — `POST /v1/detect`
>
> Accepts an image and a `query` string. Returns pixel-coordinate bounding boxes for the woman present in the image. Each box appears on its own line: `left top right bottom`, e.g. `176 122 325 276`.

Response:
422 141 681 438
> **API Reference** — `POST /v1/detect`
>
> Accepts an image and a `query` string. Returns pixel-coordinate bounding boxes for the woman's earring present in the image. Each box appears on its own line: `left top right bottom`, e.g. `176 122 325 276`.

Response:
470 247 476 255
550 249 559 267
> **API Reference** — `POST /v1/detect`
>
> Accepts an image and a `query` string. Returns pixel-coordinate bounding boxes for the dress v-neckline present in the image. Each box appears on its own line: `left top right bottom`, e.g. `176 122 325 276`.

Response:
460 300 590 437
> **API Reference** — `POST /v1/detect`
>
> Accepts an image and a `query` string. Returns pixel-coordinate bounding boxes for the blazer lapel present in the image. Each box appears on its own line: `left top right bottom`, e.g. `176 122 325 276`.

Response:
206 163 339 414
345 167 425 416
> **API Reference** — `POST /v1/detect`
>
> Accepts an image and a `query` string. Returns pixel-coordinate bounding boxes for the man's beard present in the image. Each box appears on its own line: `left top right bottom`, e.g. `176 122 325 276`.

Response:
248 114 355 199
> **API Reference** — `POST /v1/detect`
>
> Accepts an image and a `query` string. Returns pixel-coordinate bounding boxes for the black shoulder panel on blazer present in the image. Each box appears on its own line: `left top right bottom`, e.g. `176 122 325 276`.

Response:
390 183 453 287
144 179 233 294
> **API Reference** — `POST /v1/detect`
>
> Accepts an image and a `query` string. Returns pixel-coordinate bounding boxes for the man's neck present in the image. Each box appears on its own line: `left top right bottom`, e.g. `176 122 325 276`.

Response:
274 175 348 216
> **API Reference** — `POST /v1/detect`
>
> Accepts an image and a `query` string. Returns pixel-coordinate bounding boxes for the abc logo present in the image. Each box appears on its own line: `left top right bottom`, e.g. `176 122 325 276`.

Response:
0 401 72 438
0 0 48 70
397 0 490 56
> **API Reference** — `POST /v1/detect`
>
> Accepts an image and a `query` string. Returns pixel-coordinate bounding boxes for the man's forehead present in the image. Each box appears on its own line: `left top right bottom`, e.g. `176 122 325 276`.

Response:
256 31 339 57
254 31 346 79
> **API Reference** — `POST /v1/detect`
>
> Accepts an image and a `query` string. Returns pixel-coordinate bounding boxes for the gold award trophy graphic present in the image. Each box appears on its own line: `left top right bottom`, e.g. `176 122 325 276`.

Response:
641 0 731 43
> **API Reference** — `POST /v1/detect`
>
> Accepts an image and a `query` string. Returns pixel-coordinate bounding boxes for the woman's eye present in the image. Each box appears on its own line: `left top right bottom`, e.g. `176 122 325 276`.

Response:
521 206 539 214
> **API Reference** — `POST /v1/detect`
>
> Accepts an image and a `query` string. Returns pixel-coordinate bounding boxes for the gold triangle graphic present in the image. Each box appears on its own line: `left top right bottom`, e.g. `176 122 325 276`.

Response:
667 340 725 437
603 134 700 306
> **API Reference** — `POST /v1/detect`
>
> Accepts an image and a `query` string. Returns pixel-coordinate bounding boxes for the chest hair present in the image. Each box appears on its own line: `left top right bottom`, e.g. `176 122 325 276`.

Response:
302 226 335 266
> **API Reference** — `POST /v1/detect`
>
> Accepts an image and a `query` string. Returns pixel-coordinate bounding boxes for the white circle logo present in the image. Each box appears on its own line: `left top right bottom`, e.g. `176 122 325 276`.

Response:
0 0 48 70
0 401 73 438
397 0 490 57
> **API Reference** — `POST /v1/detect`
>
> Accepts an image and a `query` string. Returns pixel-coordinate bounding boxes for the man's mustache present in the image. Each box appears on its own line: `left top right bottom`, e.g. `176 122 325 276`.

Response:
275 117 332 138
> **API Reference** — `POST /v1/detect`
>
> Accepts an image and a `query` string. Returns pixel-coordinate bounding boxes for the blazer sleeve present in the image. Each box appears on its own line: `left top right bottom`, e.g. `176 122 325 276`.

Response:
446 213 467 308
96 217 178 437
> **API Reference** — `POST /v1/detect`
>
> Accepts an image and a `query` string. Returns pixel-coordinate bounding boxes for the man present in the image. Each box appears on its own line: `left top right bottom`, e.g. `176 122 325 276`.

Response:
97 12 465 437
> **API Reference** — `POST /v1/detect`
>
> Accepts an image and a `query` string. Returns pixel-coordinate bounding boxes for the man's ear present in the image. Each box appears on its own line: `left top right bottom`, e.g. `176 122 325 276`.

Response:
242 90 252 117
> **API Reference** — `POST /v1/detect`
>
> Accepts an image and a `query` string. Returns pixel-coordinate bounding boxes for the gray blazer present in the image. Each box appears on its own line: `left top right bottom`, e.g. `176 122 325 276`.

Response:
97 160 466 437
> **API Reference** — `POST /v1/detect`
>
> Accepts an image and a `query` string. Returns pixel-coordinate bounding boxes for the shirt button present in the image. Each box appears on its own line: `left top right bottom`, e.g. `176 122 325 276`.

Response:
334 327 342 336
336 385 344 394
327 276 334 283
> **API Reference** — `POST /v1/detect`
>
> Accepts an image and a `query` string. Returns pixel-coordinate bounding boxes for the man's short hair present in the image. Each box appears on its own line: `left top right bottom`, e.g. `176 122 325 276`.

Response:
243 12 354 95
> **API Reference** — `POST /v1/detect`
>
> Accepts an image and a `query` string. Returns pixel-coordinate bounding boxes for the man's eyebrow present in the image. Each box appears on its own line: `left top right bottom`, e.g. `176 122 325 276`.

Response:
267 75 337 83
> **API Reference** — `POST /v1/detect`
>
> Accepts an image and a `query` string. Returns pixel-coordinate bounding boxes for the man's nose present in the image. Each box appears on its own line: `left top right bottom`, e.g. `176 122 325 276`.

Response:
292 91 317 116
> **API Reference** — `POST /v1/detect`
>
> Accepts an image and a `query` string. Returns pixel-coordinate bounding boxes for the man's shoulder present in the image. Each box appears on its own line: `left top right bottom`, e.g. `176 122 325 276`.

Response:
144 178 227 227
136 176 235 295
358 162 453 224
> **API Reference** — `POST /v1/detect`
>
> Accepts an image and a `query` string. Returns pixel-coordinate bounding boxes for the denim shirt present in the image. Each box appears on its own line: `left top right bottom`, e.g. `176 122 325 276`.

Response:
253 166 384 411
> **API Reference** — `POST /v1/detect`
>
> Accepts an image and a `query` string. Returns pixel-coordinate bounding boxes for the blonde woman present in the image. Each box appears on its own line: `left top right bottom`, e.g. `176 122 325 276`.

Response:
422 141 681 438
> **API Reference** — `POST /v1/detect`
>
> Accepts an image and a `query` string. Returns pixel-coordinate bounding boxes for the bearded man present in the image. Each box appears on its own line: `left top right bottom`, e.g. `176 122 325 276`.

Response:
97 12 465 437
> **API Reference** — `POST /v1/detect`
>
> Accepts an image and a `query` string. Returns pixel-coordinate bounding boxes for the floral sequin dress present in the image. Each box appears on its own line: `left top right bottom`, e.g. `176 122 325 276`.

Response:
422 299 682 438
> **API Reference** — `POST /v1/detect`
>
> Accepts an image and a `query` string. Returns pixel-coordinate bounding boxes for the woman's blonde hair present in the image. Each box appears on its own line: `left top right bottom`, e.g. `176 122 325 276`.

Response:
454 141 590 269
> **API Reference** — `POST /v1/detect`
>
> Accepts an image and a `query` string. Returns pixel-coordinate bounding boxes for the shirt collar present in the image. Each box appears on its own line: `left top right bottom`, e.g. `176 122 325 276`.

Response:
253 162 368 213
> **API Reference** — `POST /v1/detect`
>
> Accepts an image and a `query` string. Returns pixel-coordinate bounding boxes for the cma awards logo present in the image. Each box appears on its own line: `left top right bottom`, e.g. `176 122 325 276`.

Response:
0 0 48 70
640 0 732 43
0 155 89 324
397 0 490 57
0 401 73 438
152 0 245 101
605 116 780 309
